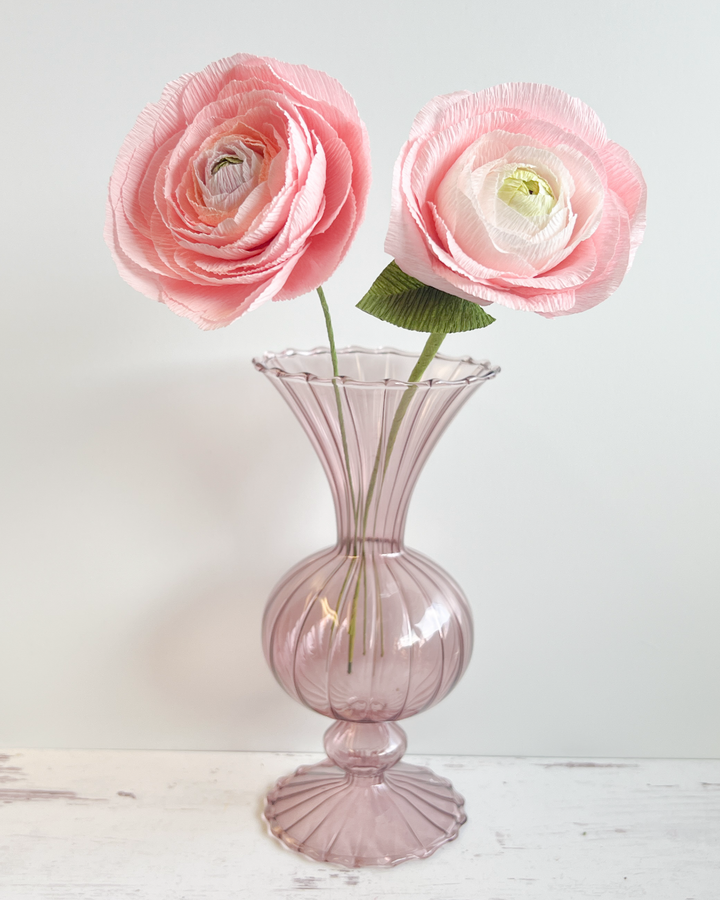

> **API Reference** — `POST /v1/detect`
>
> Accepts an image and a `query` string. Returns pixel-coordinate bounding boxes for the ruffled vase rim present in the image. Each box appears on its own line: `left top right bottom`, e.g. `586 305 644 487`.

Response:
252 345 501 388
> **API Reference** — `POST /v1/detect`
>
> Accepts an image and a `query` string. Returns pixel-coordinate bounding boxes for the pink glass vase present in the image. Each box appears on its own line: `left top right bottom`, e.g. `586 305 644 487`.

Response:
253 347 499 867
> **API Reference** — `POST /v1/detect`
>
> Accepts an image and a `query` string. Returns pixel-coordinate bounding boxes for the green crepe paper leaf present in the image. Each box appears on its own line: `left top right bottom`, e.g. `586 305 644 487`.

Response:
356 260 495 333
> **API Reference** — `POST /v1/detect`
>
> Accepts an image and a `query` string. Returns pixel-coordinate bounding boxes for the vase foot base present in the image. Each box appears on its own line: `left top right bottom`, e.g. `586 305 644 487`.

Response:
263 759 467 868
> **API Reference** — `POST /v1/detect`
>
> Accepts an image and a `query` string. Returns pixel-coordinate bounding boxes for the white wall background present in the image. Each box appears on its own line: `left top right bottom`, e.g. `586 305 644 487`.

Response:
1 0 718 758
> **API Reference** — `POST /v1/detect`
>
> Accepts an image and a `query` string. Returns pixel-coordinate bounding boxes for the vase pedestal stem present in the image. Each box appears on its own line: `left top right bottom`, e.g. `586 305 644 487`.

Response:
264 720 468 868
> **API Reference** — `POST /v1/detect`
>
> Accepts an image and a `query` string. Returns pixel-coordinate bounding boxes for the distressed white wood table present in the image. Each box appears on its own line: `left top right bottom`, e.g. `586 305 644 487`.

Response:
0 749 718 899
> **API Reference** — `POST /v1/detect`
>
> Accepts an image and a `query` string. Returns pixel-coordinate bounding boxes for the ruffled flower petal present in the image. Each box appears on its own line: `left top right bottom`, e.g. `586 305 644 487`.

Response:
105 54 371 326
386 82 645 318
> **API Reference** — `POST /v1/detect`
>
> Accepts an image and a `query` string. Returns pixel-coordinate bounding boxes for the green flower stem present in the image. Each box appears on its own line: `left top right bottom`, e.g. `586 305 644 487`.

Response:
407 332 447 383
317 285 339 378
317 286 358 541
347 554 364 674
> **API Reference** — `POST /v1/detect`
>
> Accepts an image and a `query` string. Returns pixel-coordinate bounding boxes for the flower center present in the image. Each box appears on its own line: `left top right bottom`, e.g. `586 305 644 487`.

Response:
210 155 244 176
204 142 263 207
497 167 555 217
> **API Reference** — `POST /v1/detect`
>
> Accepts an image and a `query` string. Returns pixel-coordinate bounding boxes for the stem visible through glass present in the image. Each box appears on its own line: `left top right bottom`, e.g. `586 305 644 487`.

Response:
314 297 449 674
366 332 447 533
347 332 447 672
317 286 358 535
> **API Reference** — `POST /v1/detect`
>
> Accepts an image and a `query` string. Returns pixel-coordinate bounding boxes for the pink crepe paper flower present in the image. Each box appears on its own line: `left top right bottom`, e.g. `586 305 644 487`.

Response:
105 54 371 329
386 83 646 317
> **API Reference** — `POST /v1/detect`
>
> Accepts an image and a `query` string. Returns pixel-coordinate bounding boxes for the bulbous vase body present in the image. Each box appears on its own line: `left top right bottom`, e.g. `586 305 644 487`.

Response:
254 347 499 867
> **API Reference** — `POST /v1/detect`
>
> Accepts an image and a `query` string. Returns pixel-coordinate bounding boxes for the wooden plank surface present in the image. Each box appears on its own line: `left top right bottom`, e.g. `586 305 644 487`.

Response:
0 749 718 899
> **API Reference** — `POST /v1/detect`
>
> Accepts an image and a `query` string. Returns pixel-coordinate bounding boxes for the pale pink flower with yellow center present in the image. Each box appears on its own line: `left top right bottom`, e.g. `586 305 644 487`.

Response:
106 54 371 329
386 83 646 317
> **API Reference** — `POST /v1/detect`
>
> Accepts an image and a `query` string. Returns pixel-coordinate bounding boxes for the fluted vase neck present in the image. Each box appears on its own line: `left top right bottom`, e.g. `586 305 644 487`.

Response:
254 347 500 553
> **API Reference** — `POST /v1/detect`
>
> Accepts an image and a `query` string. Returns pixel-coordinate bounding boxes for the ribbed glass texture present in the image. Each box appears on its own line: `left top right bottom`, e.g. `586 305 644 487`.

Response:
253 347 499 867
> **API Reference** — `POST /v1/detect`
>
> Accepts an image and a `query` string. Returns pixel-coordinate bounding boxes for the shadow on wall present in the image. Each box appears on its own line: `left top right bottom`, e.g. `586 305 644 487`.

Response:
91 361 335 748
2 357 333 749
137 567 300 744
